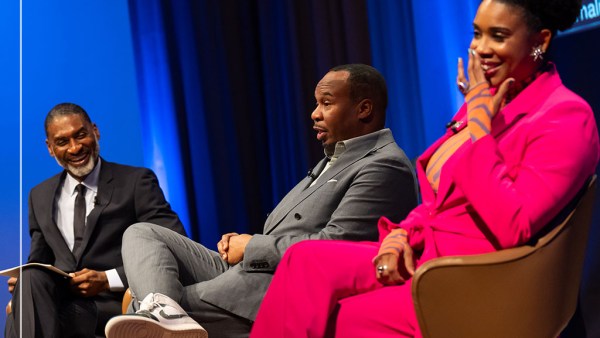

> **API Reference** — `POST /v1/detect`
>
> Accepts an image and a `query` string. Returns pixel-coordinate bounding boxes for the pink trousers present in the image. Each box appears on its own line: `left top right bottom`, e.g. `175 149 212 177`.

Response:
250 240 420 338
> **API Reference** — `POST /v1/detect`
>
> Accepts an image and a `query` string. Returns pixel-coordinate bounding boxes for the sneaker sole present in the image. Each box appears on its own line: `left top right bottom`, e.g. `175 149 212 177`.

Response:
105 315 208 338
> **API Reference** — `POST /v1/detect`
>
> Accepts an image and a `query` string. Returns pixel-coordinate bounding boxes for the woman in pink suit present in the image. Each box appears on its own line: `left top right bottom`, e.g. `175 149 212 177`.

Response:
250 0 599 337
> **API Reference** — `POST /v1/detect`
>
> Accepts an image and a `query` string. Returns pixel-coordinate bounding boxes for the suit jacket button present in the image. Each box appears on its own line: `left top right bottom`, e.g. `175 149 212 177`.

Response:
294 213 302 220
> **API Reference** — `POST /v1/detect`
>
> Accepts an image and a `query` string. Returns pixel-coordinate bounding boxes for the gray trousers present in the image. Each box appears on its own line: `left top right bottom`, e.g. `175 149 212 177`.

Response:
122 223 253 338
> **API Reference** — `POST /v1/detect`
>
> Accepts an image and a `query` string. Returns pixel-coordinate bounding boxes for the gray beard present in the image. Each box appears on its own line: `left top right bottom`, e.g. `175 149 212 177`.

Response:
55 140 100 179
55 154 96 178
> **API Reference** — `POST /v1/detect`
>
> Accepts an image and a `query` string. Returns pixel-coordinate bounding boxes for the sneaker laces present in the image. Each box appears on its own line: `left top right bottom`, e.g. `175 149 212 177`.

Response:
135 294 190 322
138 295 164 313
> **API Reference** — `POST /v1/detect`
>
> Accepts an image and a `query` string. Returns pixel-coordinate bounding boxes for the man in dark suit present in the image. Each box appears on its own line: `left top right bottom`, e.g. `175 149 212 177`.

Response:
5 103 187 338
105 64 418 338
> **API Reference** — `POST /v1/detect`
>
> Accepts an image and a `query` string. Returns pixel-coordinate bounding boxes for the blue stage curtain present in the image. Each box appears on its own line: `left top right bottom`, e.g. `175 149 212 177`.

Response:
366 0 425 161
128 0 372 246
127 0 479 244
127 0 478 244
127 0 193 237
367 0 479 160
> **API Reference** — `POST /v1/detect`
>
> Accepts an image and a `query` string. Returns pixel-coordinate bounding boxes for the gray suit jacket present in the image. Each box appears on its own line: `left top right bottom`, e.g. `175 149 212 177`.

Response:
195 129 418 320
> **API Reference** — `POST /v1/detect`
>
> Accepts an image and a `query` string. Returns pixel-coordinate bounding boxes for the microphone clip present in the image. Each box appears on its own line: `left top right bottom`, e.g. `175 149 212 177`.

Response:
446 120 464 134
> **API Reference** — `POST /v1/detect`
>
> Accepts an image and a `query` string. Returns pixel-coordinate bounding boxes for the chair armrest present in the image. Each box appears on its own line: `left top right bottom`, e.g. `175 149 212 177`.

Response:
411 176 596 338
122 288 132 314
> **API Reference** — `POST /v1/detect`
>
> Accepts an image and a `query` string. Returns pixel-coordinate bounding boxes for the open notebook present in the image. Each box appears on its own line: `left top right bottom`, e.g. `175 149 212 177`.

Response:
0 263 71 278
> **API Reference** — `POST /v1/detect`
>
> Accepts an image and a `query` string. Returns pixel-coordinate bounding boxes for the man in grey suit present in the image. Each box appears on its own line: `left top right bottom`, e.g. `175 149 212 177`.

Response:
5 103 187 337
105 64 417 338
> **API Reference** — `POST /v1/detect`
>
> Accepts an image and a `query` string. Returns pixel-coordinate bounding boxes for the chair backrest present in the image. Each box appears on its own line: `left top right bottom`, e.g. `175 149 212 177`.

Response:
412 176 597 338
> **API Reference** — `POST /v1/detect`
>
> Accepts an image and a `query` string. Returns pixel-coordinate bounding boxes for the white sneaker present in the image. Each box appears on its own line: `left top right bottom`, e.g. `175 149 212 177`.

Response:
105 292 208 338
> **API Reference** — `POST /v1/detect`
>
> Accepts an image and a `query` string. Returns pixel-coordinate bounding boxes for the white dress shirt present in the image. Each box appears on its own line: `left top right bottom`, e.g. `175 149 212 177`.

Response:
54 159 124 291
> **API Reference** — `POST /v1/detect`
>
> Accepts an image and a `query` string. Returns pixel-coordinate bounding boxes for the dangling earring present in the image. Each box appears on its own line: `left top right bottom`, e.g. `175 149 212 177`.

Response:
530 45 544 62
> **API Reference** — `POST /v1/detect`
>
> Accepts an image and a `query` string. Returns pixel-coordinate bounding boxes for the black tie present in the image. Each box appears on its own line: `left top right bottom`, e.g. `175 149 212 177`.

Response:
73 184 86 252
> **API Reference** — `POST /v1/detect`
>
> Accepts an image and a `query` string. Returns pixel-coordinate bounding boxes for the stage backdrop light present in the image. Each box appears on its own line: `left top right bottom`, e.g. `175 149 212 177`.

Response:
0 0 20 334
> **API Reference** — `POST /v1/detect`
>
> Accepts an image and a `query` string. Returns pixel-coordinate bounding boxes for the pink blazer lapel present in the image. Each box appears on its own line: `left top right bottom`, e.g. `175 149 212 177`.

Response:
429 65 563 209
491 65 562 137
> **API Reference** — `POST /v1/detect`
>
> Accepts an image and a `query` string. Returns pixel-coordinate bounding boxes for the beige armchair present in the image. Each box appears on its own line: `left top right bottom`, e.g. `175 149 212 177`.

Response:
412 176 597 338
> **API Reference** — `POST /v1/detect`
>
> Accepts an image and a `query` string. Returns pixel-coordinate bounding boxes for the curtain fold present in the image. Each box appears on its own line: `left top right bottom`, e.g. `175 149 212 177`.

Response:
128 0 371 246
409 0 479 146
128 0 193 237
367 0 479 160
367 0 425 160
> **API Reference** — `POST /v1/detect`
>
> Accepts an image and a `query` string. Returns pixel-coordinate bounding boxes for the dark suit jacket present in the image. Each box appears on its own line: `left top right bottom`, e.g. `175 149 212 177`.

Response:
194 129 418 320
27 159 186 318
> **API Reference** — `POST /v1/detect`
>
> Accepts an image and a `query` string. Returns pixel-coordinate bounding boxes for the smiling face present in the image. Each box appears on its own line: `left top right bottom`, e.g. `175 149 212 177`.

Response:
311 70 363 154
45 114 100 181
470 0 550 87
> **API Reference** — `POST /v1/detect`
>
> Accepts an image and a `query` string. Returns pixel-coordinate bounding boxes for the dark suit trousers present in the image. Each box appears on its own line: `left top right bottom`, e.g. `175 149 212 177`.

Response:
5 267 118 338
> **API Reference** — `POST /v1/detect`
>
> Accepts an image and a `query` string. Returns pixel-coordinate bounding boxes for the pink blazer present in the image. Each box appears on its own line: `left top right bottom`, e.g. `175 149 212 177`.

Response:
380 65 600 265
